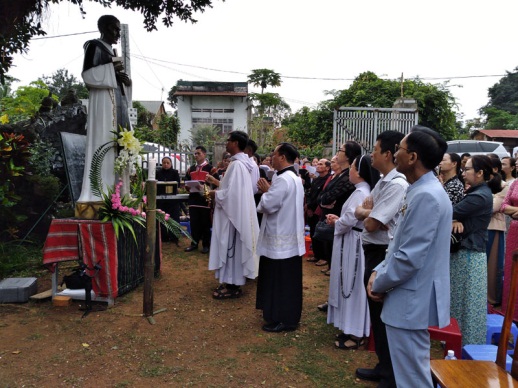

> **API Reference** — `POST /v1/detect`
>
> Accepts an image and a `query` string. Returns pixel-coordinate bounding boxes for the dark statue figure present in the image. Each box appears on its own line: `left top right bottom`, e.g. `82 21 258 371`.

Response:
76 15 132 218
61 89 79 107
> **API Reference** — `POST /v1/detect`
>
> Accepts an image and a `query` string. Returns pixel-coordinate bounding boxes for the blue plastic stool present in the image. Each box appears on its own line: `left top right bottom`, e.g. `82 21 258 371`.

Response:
180 221 191 235
486 313 518 345
462 344 512 371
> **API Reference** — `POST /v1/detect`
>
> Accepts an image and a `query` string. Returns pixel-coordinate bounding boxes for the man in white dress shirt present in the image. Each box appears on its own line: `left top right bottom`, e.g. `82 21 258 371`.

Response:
256 142 306 332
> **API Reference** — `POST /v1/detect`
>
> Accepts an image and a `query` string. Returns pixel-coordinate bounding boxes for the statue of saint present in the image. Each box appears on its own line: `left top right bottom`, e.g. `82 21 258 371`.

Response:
76 15 132 218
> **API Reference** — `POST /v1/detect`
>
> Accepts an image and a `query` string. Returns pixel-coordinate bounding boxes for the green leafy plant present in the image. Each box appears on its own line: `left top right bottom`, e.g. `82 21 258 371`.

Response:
90 128 189 243
98 180 145 241
0 132 30 208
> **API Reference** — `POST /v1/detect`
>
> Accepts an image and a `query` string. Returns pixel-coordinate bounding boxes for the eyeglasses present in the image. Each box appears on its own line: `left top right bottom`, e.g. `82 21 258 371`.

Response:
394 144 414 153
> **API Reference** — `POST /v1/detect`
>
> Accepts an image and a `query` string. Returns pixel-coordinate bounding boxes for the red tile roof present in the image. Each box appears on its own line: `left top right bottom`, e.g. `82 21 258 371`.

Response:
477 129 518 138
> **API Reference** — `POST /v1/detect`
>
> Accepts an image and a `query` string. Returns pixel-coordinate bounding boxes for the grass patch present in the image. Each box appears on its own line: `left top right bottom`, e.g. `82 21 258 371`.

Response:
139 365 182 377
27 333 43 340
0 241 44 278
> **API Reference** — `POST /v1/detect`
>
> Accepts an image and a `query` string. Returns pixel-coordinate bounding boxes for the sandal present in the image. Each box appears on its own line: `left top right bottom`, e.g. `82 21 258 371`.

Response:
306 257 318 262
335 336 365 350
214 284 225 292
212 287 242 300
317 302 328 312
315 260 328 266
324 270 331 276
335 332 350 341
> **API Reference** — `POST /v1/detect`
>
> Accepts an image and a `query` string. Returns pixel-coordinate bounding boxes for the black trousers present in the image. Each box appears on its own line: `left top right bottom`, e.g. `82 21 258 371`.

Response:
363 243 396 388
157 199 180 242
256 255 303 326
188 206 211 248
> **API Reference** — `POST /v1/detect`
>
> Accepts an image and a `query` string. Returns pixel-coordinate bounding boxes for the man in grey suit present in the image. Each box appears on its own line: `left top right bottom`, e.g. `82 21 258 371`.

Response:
368 126 451 388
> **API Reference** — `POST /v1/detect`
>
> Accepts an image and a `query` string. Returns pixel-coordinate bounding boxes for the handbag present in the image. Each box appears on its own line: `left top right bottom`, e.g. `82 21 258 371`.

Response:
313 220 335 242
450 232 463 253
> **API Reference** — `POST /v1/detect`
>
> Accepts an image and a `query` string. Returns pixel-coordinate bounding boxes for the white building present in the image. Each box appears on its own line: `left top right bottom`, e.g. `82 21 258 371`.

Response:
174 81 250 145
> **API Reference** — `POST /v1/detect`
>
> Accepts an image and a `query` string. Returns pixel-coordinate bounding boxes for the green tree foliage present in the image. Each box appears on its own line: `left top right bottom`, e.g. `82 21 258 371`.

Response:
167 84 179 109
157 113 180 146
283 104 334 148
190 124 225 150
332 71 458 140
1 0 220 83
284 72 458 148
248 69 282 94
0 80 56 123
132 101 180 146
39 68 88 101
247 70 289 149
133 101 155 129
248 92 291 149
0 75 17 99
0 132 31 239
480 68 518 129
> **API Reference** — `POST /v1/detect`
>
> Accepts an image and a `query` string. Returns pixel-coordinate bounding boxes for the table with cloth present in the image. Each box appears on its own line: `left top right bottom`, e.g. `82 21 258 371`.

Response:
43 218 161 304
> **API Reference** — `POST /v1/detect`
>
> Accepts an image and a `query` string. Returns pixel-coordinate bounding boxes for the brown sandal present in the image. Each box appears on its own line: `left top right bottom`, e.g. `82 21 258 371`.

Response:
315 260 328 266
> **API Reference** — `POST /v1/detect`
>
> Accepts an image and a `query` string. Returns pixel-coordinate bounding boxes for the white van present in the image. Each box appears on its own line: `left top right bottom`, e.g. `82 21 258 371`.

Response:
447 140 510 159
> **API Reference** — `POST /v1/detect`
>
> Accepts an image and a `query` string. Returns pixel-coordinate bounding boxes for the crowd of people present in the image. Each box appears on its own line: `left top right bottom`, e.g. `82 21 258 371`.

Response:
152 127 518 387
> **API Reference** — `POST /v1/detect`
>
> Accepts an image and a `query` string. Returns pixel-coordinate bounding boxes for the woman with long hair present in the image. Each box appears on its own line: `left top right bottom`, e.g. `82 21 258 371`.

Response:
486 156 508 306
451 155 501 344
501 156 516 184
439 152 464 205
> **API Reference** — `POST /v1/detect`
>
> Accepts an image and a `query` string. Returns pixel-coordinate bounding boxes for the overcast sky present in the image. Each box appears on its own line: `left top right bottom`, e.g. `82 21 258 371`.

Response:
9 0 518 122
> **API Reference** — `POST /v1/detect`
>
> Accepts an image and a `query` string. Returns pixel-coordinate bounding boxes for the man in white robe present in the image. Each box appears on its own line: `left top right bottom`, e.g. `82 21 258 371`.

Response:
76 15 131 217
256 143 306 332
209 131 259 299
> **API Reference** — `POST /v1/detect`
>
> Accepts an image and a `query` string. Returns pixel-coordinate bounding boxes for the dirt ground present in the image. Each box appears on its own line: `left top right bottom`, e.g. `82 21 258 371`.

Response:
0 238 394 387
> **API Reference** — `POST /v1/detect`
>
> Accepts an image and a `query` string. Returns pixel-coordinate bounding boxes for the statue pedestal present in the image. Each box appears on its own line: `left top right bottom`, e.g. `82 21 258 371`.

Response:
75 201 103 220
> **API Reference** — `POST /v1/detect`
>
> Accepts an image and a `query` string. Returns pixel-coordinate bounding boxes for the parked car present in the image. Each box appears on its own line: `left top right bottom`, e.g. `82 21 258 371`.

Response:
447 140 510 159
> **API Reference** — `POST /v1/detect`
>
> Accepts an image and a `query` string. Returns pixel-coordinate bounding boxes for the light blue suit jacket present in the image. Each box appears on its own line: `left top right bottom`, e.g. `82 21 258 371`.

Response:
372 171 452 330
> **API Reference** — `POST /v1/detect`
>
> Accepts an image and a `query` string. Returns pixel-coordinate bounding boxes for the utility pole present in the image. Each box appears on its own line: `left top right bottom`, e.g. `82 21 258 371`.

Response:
121 24 132 104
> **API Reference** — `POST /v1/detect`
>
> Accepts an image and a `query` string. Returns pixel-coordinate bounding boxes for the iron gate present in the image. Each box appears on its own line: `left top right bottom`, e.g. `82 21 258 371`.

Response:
333 107 418 154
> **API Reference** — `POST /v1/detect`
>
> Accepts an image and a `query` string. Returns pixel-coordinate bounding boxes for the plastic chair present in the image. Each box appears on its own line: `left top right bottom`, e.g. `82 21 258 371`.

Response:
180 221 191 235
486 314 518 345
429 318 462 359
430 250 518 387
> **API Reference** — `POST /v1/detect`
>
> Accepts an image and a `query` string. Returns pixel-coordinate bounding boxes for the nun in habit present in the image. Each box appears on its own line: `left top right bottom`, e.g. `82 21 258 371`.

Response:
326 155 380 349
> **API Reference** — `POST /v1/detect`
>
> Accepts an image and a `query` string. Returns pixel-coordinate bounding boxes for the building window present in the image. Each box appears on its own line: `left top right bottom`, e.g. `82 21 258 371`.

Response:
192 118 233 133
191 108 234 113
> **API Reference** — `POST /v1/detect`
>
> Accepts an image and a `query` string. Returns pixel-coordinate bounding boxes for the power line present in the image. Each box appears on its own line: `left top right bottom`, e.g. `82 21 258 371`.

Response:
32 31 97 40
130 53 508 82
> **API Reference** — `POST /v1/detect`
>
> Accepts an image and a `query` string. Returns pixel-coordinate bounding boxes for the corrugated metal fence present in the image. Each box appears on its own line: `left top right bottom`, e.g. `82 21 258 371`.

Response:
333 107 418 154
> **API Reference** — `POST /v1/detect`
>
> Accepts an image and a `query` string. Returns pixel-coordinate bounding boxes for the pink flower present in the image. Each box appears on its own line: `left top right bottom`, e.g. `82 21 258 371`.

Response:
141 212 146 218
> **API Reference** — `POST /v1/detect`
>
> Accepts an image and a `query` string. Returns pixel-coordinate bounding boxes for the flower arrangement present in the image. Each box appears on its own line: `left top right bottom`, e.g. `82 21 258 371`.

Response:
90 127 189 243
114 128 142 175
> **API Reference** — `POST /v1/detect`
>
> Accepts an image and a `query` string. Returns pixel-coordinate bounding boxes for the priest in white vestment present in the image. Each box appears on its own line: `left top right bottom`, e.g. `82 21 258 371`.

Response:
256 143 306 332
77 15 132 209
209 131 259 299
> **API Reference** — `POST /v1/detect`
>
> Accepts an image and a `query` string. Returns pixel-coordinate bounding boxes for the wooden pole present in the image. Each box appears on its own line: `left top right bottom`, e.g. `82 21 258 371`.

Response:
143 179 156 318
